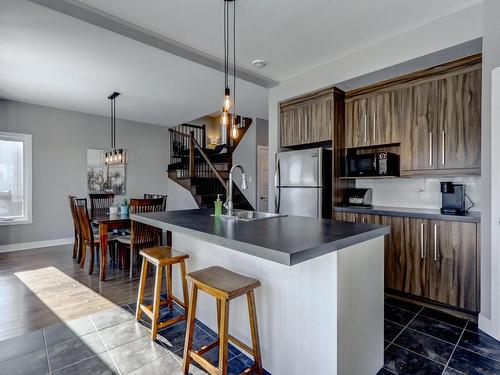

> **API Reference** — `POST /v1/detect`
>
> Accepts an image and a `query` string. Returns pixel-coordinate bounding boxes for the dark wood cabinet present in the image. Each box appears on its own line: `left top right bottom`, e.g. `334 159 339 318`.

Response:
437 69 481 171
345 98 368 148
401 81 439 172
280 93 333 147
333 211 480 312
427 220 478 311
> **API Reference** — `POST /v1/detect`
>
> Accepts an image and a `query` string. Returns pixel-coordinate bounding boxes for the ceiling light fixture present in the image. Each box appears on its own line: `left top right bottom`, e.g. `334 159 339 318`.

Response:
104 92 127 165
221 0 239 140
252 59 267 68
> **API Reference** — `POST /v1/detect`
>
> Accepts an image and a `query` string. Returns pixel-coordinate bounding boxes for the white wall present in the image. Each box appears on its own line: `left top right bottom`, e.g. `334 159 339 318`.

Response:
355 177 481 210
480 0 500 339
0 99 196 246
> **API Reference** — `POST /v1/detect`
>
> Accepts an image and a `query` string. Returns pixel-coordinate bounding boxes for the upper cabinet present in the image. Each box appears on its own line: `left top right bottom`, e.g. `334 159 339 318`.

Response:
344 56 482 176
280 92 335 147
345 91 402 148
437 69 482 171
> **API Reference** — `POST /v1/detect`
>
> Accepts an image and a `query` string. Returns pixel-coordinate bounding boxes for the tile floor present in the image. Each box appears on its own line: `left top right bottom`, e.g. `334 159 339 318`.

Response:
1 293 500 374
0 294 269 375
379 296 500 375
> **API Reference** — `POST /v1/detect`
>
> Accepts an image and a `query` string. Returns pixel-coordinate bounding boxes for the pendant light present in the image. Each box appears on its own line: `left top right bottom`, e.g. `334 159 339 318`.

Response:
221 0 239 139
104 92 127 165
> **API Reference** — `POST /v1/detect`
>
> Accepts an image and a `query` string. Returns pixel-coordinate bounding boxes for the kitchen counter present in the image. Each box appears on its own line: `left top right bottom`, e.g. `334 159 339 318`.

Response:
131 208 389 266
334 205 481 223
131 208 386 374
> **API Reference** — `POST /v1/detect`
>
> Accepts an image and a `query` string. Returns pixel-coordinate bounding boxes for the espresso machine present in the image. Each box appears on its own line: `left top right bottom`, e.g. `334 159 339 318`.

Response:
440 182 466 215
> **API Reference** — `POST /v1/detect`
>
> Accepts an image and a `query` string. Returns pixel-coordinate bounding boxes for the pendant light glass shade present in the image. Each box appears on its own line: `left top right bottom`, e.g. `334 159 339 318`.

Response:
223 87 231 112
231 124 238 139
221 110 229 125
104 92 127 165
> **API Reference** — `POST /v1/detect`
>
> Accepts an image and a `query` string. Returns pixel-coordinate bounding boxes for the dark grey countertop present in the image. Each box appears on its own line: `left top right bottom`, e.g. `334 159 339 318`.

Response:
131 209 389 266
333 205 481 223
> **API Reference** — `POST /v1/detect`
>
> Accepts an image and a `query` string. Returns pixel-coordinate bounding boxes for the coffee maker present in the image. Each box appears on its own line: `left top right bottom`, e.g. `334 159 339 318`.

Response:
440 182 466 215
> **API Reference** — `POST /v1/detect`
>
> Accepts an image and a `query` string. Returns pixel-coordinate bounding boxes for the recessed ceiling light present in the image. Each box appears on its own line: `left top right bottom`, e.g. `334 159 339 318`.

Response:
252 59 267 68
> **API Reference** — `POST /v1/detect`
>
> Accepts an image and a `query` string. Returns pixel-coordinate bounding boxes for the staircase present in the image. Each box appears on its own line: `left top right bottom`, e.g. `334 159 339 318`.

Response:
167 119 254 209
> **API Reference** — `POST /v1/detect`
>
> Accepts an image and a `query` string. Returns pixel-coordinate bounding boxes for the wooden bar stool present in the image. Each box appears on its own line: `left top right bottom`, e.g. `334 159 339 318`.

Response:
182 266 263 375
135 246 190 340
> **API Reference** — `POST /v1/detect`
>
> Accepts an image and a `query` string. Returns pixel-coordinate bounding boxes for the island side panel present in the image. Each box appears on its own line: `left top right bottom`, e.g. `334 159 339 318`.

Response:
169 231 339 374
337 236 385 375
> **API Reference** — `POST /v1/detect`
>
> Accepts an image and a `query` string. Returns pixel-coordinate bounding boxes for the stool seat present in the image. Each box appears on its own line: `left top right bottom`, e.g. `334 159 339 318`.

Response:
187 266 260 300
140 246 189 266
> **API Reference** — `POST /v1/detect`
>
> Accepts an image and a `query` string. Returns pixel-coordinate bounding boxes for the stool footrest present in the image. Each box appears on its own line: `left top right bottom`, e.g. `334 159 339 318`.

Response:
171 295 186 309
190 351 219 375
157 314 186 330
229 334 254 356
193 340 219 356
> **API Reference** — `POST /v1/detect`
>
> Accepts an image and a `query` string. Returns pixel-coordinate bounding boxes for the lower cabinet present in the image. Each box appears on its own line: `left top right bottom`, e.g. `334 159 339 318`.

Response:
333 211 479 312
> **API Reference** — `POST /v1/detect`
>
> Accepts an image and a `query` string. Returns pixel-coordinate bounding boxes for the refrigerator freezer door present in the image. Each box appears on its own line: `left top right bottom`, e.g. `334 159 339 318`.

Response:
278 187 321 218
277 148 322 187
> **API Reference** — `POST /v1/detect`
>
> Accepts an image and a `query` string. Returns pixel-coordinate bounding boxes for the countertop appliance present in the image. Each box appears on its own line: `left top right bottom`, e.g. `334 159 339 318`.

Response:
275 148 331 218
441 182 466 215
346 152 399 177
343 188 373 208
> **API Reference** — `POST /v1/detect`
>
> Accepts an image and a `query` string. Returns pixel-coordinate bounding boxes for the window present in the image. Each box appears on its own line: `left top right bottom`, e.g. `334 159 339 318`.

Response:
0 132 32 225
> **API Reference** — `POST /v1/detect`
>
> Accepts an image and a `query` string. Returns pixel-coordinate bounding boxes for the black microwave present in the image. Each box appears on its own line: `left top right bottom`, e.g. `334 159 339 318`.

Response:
345 152 399 177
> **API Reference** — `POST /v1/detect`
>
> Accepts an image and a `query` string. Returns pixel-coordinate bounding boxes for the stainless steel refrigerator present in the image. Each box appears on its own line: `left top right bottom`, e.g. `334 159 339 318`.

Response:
275 148 331 218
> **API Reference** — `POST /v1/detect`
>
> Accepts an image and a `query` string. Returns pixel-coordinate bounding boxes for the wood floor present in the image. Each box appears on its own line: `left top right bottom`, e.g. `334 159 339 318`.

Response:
0 244 156 342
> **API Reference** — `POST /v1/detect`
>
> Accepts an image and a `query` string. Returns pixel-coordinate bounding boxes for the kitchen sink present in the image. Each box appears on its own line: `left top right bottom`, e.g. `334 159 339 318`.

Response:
212 210 287 222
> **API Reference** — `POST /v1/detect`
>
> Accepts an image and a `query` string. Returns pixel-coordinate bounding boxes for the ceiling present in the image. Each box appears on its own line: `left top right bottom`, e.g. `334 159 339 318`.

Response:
0 0 268 126
76 0 481 81
0 0 482 127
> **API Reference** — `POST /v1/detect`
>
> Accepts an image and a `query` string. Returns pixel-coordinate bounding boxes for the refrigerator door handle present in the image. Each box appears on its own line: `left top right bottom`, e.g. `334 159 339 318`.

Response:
274 156 281 213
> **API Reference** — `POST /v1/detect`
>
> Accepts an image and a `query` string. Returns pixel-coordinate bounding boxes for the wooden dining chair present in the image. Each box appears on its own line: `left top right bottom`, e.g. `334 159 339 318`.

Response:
68 195 80 260
74 198 117 274
117 198 164 278
89 193 115 214
143 194 167 211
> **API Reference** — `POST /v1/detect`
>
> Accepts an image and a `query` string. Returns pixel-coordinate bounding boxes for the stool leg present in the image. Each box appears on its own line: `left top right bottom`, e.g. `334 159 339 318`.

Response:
180 259 189 312
165 264 173 309
135 258 148 321
218 298 230 375
182 285 198 374
129 244 134 279
247 290 263 374
151 265 163 340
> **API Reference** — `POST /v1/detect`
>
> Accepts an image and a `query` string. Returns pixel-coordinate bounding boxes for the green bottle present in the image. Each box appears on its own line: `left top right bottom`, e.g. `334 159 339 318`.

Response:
214 194 223 217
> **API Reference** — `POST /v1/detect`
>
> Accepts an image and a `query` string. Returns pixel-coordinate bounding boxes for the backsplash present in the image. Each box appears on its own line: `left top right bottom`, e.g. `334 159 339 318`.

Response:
355 176 481 211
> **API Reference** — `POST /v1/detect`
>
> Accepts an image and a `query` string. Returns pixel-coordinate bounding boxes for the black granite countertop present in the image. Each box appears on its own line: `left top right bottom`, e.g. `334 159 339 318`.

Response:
131 209 389 266
333 205 481 223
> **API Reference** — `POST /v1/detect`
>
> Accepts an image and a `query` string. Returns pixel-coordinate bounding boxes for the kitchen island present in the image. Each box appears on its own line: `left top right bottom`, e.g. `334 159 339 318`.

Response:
131 209 389 375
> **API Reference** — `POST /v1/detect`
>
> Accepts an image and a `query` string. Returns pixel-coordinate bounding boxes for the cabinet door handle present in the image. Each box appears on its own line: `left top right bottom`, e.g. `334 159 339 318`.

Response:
433 224 438 261
429 132 433 166
441 131 445 166
420 223 425 259
373 113 376 143
364 114 367 144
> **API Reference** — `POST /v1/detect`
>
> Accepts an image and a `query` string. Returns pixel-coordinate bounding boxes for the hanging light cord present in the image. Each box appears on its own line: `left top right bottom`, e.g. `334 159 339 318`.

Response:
232 0 236 124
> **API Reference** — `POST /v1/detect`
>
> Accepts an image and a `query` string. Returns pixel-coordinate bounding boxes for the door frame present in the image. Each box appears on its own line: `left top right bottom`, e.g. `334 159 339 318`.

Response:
257 145 269 211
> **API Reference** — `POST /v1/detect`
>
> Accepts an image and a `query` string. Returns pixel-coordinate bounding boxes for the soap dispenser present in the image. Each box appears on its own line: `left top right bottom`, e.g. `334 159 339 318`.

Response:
214 194 223 217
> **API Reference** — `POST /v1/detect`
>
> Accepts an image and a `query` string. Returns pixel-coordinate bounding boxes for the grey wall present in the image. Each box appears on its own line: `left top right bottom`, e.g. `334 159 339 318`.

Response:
0 99 196 246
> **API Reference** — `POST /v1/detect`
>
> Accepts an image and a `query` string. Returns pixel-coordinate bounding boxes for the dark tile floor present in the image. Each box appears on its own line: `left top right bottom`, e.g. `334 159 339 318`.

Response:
0 294 269 375
379 296 500 375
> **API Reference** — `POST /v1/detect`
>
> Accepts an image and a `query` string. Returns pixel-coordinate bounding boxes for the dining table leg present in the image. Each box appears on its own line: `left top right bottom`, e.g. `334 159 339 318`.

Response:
99 223 108 281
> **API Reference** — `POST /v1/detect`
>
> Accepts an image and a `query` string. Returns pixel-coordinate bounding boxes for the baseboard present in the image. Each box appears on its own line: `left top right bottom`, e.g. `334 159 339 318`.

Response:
0 238 74 253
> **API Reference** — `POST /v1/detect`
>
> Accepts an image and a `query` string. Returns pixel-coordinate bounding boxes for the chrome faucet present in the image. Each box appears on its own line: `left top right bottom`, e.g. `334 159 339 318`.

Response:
224 164 247 216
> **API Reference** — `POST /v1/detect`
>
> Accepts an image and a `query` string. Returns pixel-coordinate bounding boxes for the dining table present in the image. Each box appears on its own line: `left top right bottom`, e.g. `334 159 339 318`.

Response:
91 209 130 281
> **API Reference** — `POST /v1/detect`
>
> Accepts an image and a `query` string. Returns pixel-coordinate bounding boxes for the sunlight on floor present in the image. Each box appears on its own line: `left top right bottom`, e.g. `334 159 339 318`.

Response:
14 266 116 322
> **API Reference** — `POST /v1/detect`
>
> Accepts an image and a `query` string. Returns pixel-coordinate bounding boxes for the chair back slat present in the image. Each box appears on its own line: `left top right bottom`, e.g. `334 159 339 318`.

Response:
68 195 79 234
130 198 164 247
89 193 114 213
143 194 167 211
74 198 94 244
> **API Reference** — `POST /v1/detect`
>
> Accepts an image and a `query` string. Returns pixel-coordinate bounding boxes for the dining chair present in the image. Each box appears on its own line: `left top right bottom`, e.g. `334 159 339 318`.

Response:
143 194 167 211
74 198 117 274
89 193 115 214
117 198 164 278
68 195 80 260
